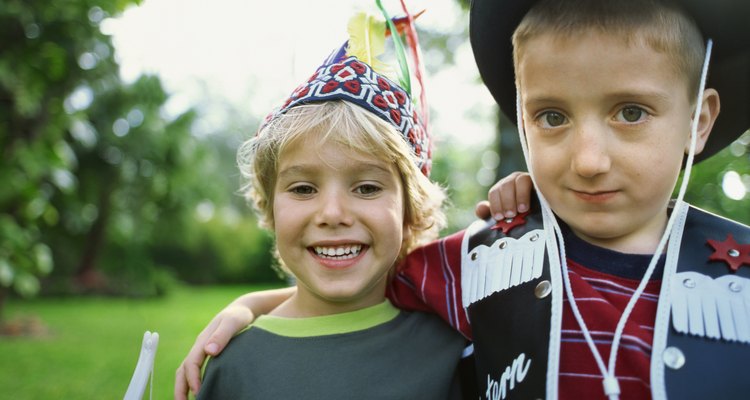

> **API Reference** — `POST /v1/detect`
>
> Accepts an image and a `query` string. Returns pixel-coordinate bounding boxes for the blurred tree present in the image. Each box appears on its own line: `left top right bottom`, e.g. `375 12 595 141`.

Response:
42 74 216 295
3 0 744 328
683 138 750 225
146 113 280 286
0 0 282 326
0 0 149 318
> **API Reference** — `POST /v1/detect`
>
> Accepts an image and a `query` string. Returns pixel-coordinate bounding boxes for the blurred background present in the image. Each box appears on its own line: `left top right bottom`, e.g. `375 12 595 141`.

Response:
1 0 748 398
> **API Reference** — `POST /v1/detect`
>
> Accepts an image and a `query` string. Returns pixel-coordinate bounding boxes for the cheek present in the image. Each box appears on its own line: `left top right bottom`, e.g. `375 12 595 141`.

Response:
528 143 561 179
631 136 685 174
271 197 297 233
271 202 282 230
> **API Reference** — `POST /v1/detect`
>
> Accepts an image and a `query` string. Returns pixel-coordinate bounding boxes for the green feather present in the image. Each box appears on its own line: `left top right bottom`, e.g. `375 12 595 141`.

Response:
375 0 411 93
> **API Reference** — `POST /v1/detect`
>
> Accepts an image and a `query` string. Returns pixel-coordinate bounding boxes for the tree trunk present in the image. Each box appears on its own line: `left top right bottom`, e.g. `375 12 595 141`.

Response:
0 287 6 324
74 176 116 291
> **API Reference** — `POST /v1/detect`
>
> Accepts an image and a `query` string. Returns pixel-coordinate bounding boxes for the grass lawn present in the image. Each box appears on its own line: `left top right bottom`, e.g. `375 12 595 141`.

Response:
0 284 281 399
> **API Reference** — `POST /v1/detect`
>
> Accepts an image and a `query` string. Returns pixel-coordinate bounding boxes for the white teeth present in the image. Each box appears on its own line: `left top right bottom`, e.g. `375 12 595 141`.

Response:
313 244 362 259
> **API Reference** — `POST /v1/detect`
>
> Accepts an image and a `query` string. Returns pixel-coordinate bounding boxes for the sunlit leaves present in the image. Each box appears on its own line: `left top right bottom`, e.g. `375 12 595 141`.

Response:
0 0 140 300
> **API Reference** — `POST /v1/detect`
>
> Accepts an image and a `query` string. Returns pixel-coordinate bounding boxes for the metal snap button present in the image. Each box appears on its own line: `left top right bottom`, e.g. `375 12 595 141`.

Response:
535 280 552 299
663 346 685 370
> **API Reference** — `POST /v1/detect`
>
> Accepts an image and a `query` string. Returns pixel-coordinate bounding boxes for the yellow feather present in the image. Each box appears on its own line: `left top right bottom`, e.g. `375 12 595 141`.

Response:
346 12 390 75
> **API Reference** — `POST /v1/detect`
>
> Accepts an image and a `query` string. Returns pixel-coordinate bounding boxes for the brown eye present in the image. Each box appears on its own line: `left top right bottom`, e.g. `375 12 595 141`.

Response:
355 184 381 196
290 185 315 195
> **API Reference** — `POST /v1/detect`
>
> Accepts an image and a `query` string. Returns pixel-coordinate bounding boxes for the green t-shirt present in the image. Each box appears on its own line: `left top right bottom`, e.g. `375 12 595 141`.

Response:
198 301 466 399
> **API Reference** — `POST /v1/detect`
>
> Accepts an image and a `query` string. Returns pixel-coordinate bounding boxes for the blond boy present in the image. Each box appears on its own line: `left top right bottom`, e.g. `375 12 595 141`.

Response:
190 11 471 399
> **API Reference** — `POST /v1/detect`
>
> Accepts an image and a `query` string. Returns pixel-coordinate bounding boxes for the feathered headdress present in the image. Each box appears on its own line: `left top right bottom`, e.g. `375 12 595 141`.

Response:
264 0 432 176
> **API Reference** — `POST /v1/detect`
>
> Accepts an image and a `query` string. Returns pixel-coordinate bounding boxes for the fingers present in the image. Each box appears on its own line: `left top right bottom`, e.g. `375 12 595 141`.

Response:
174 333 211 398
488 172 519 220
173 288 290 399
514 173 533 214
487 172 533 220
174 364 189 400
174 316 223 399
176 333 211 399
474 200 491 219
203 312 252 356
184 343 207 397
184 306 257 396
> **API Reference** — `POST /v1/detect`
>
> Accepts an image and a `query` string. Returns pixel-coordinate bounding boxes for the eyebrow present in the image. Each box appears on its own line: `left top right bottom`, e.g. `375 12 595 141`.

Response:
604 90 673 105
524 90 673 108
277 162 393 179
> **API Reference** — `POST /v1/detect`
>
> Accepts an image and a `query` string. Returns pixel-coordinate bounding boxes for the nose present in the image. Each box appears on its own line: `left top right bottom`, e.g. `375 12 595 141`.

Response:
570 121 611 178
315 189 354 227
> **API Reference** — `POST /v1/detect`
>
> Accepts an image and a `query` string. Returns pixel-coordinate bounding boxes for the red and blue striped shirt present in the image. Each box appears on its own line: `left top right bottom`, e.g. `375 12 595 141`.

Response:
387 226 664 399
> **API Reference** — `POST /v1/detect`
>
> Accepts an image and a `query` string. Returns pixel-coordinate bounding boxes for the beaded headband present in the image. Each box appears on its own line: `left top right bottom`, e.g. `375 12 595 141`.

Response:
261 3 432 175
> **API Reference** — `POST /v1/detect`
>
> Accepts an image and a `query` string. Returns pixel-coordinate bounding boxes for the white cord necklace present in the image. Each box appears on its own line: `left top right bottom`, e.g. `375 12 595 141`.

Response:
514 39 713 399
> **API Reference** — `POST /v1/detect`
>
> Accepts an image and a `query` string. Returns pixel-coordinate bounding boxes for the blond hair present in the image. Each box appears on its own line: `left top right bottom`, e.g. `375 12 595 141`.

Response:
238 101 446 271
512 0 706 98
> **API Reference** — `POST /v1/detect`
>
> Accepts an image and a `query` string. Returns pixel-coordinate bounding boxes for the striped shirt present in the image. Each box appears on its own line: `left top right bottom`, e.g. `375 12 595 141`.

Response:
388 225 664 399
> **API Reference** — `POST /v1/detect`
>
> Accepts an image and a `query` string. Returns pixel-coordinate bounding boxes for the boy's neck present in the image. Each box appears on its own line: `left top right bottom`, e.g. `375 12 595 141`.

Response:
269 289 388 318
562 222 667 280
564 209 669 255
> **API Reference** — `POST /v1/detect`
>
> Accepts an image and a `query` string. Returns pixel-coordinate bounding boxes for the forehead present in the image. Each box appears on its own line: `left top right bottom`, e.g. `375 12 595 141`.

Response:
278 131 393 172
517 32 690 103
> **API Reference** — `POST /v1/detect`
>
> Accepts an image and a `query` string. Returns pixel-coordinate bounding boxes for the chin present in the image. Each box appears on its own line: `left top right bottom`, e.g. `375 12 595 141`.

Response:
568 219 622 242
317 286 366 301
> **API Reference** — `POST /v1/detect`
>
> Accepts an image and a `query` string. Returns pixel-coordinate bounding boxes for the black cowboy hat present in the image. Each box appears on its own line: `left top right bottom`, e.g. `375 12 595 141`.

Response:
470 0 750 162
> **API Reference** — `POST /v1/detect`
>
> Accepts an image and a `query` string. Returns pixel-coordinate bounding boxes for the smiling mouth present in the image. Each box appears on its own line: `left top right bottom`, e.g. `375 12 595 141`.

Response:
312 244 364 260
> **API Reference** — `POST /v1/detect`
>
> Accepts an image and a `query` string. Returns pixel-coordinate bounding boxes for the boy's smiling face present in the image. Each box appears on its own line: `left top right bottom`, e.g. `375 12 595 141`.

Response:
518 31 709 253
272 132 405 316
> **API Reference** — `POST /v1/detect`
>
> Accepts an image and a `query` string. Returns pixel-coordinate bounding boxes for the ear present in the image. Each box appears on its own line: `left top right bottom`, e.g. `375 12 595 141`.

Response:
689 88 720 155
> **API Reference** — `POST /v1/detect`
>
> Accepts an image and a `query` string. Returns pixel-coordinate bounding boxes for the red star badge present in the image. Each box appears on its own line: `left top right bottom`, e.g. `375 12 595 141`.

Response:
490 211 529 234
706 234 750 272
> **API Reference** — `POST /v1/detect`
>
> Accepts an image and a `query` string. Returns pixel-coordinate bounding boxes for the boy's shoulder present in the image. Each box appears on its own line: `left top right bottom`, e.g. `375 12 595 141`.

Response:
679 203 750 277
200 308 466 400
459 201 750 293
218 305 464 348
685 203 750 237
461 203 548 308
656 204 750 397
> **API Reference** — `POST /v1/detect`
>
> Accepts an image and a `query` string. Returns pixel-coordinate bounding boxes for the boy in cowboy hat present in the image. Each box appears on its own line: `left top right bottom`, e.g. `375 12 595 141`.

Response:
178 0 750 398
456 0 750 398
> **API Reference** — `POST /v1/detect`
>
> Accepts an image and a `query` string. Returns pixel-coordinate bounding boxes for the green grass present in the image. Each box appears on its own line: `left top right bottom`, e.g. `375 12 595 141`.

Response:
0 284 281 400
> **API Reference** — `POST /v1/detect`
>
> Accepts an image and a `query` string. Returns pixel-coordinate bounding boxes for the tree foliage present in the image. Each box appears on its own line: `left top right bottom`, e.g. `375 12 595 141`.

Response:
0 0 146 309
1 0 747 325
0 0 282 320
683 139 750 224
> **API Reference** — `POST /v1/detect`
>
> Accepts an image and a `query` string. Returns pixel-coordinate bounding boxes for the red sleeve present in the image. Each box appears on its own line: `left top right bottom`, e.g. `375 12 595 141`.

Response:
386 230 472 339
